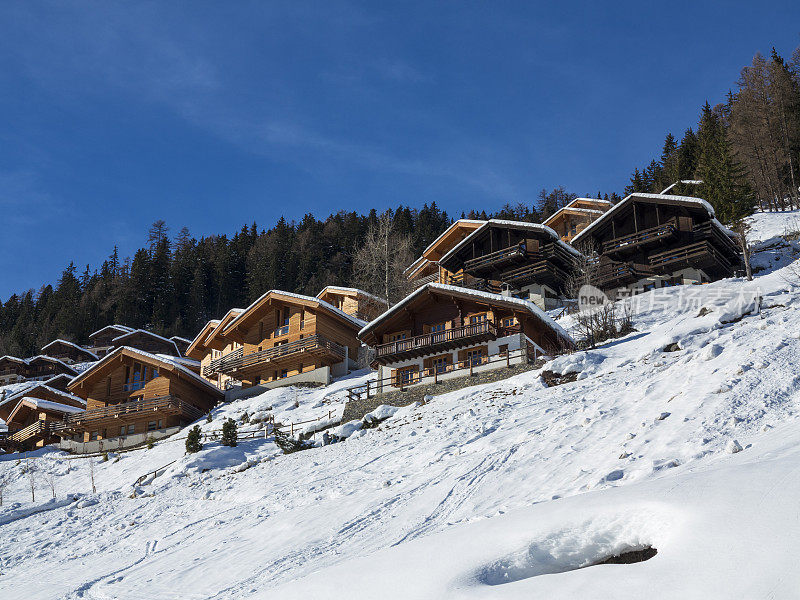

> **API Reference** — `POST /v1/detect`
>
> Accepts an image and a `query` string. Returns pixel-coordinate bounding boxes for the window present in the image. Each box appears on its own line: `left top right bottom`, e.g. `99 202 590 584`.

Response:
395 365 418 386
431 355 450 374
387 331 408 343
152 367 159 378
498 344 509 356
157 419 164 429
148 421 158 432
259 321 264 340
283 308 291 327
469 313 487 325
106 376 112 397
300 312 305 330
280 369 288 379
120 425 126 436
502 317 518 329
466 348 484 366
90 431 99 441
127 424 135 435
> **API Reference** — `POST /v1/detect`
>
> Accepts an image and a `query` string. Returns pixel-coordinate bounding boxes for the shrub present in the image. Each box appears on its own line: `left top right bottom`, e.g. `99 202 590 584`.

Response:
185 425 203 454
221 418 238 447
241 411 250 424
206 413 212 424
102 452 109 462
146 437 155 450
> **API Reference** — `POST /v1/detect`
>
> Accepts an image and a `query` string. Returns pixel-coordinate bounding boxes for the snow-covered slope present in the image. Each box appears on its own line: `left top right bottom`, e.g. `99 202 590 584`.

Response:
1 210 799 600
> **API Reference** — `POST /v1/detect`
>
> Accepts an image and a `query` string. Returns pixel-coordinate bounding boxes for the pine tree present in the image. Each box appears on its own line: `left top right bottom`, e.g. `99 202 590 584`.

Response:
185 425 203 453
221 418 237 447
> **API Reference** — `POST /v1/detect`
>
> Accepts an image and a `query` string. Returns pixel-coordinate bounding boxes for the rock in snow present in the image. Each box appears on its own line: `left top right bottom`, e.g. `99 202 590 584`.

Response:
726 439 744 454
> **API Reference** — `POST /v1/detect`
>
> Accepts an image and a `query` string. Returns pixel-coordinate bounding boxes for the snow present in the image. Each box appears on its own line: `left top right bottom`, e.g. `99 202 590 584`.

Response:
14 397 86 414
746 208 800 243
315 285 387 307
0 210 799 599
88 324 134 339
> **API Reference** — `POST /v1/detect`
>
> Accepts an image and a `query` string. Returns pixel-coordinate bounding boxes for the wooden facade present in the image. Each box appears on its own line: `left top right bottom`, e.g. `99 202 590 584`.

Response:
437 220 582 309
404 219 486 289
359 283 573 390
543 198 612 242
40 339 98 364
210 290 363 387
185 308 244 390
61 347 223 442
0 382 85 423
316 286 389 321
6 397 85 449
571 193 742 295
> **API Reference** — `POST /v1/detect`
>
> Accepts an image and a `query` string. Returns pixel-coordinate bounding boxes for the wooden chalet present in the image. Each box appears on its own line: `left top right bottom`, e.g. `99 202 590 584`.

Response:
109 329 183 357
358 283 574 392
209 290 364 389
58 347 223 442
404 219 486 289
0 356 28 386
570 193 742 295
0 382 86 423
0 355 78 387
5 394 85 449
543 198 612 242
316 286 389 322
185 308 244 390
43 373 74 392
40 339 98 364
88 324 135 357
437 220 583 310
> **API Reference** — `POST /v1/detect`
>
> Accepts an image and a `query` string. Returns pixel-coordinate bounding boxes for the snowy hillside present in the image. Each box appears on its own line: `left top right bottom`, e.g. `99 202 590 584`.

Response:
1 211 800 599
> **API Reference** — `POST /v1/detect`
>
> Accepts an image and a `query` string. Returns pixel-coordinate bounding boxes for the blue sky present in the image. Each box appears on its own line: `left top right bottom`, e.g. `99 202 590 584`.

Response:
1 1 799 300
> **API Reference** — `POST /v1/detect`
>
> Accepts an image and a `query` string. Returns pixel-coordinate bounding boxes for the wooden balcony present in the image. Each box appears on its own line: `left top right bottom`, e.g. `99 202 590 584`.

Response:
48 395 204 435
8 420 45 443
204 334 346 378
593 262 651 288
602 218 677 255
463 243 528 276
411 272 439 288
374 321 499 364
648 240 734 274
445 273 502 293
500 260 571 288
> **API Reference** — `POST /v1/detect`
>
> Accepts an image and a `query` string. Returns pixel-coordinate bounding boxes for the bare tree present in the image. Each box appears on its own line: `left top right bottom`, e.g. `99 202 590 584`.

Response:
44 467 57 500
88 458 96 494
27 459 35 502
731 220 754 281
352 211 415 306
0 473 7 507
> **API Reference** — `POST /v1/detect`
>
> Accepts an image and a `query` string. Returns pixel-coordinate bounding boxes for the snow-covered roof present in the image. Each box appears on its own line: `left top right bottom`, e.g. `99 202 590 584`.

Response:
18 397 85 414
89 324 134 339
156 354 201 369
110 329 182 356
69 346 223 397
402 255 433 276
40 339 98 360
571 192 718 246
2 382 86 408
316 286 388 306
224 290 367 334
359 283 573 343
439 219 584 265
170 336 193 345
0 354 78 374
421 219 486 258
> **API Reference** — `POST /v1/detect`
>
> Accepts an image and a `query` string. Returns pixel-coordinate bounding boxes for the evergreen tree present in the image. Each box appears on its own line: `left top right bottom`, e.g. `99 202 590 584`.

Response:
221 418 237 447
185 425 203 454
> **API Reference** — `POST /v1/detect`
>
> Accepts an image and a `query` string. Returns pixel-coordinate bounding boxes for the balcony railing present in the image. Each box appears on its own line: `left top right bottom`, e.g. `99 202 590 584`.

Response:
204 334 346 377
593 262 651 288
375 321 498 361
445 273 502 294
463 243 527 273
648 240 734 273
602 218 677 254
48 395 204 433
411 272 439 288
8 420 45 443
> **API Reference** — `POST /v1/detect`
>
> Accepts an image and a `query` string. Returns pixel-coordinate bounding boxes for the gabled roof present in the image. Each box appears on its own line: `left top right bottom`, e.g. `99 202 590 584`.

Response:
571 192 719 246
170 336 193 345
68 346 224 398
358 283 573 345
185 319 223 359
0 383 86 416
7 397 86 425
40 339 98 361
316 286 388 307
110 329 182 356
439 219 584 267
222 290 366 335
403 219 487 275
89 324 134 340
0 354 78 374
